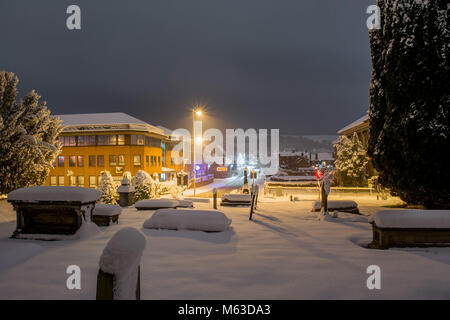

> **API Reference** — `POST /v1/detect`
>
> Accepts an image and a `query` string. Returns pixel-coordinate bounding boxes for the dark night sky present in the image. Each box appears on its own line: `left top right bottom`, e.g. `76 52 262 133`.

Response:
0 0 374 135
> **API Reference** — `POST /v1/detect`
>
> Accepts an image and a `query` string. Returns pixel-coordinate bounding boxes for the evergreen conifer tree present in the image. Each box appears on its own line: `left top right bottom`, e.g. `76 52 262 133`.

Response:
0 71 62 194
98 170 119 204
368 1 449 208
335 133 371 187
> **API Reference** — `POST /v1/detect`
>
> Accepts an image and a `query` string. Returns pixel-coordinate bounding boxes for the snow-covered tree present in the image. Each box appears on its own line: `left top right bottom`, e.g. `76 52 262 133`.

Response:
368 1 450 208
122 171 132 182
98 170 119 204
132 170 156 202
0 71 62 195
165 178 182 199
334 133 372 187
152 173 161 197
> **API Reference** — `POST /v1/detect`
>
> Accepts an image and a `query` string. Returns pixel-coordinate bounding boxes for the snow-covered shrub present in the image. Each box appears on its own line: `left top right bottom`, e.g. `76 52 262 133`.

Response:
132 170 156 202
0 71 62 195
98 171 119 204
122 171 132 182
165 178 182 199
152 173 161 197
334 133 373 187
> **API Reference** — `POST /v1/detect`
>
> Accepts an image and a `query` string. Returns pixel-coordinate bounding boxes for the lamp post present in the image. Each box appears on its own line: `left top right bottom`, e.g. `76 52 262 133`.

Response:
192 108 202 196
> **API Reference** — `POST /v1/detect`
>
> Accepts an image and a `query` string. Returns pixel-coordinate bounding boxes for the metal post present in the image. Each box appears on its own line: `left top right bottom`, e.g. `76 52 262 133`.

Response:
249 193 255 220
213 188 217 209
321 181 328 213
192 110 196 197
254 185 259 210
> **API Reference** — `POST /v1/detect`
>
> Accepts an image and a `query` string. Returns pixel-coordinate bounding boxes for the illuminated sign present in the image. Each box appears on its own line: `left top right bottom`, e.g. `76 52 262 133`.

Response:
216 167 228 172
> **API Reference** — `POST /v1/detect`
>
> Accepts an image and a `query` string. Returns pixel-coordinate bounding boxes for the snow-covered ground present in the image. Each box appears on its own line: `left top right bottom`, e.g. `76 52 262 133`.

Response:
0 197 449 299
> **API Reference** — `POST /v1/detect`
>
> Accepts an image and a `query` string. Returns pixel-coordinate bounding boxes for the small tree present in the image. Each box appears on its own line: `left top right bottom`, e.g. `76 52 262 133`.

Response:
132 170 155 202
122 171 132 182
152 173 161 198
166 178 182 199
98 171 119 204
0 71 62 194
334 133 372 187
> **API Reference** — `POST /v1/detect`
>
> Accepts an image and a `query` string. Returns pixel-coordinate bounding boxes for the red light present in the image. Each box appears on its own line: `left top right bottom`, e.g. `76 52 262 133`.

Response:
315 170 322 179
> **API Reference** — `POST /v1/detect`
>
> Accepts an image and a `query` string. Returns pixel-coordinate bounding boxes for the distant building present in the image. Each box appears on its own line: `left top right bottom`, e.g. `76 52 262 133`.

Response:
279 151 310 170
311 152 334 167
46 113 183 188
337 113 369 148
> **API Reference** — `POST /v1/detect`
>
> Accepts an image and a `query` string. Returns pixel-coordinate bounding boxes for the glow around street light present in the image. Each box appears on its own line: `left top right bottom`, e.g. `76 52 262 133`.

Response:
195 110 202 116
195 136 203 144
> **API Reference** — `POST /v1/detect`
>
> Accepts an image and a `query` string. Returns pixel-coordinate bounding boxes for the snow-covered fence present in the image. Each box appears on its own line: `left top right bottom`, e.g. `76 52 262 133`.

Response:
96 227 146 300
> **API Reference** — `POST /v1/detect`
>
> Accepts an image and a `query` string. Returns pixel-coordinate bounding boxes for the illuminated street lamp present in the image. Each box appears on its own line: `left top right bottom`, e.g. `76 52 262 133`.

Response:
192 107 203 196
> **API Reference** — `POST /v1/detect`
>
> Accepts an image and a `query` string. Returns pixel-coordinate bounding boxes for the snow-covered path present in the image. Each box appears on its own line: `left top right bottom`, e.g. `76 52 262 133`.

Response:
0 197 449 299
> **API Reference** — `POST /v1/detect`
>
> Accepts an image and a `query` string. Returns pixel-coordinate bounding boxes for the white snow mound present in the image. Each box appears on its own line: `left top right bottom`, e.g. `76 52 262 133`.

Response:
143 209 232 232
222 194 252 202
313 200 358 211
8 186 101 203
135 199 179 210
99 227 146 299
99 227 146 275
176 200 194 208
369 210 450 229
93 204 122 216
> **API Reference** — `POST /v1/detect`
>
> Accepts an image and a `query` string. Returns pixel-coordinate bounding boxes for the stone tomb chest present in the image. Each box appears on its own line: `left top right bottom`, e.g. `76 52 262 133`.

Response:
8 186 101 238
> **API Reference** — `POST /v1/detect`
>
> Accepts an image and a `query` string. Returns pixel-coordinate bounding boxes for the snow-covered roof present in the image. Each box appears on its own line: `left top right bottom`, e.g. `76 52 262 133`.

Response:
157 125 183 140
56 112 166 136
337 113 369 135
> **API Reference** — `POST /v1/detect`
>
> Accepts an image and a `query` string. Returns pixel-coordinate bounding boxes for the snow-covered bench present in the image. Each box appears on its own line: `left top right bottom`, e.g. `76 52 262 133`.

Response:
220 194 252 206
7 186 101 239
368 210 450 249
92 204 122 227
312 200 359 214
143 209 232 232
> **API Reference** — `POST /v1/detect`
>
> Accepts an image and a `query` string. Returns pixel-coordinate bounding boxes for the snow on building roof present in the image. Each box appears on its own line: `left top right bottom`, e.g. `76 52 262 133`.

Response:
337 113 369 135
57 112 147 126
56 112 165 136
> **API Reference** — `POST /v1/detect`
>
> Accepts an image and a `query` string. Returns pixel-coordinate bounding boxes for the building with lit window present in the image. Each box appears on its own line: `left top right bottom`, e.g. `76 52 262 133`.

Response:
46 113 183 187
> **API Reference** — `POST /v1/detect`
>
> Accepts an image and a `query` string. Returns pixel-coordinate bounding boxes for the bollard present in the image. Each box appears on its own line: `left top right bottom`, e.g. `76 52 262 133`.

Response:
254 185 259 211
213 188 217 209
96 265 141 300
96 227 146 300
249 193 256 220
320 181 328 213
